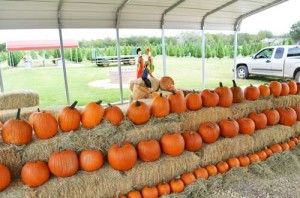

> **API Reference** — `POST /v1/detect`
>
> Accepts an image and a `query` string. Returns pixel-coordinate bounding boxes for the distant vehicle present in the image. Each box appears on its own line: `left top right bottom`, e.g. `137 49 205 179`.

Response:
94 55 136 67
236 45 300 81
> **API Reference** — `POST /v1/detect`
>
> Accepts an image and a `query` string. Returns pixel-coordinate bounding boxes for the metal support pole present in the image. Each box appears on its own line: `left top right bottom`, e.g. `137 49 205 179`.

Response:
0 65 4 92
233 31 238 81
8 52 11 67
201 30 206 89
161 26 167 76
116 28 124 104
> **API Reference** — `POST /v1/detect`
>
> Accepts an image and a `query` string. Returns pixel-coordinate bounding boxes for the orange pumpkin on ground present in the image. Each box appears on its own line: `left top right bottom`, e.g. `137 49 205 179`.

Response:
292 106 300 121
137 139 161 162
58 101 81 132
127 191 142 198
160 133 185 156
2 108 32 145
238 156 250 167
269 144 282 154
244 84 260 101
151 93 170 118
259 84 270 97
21 161 50 187
104 104 124 126
168 90 187 113
288 80 297 94
160 76 175 91
81 100 104 129
215 82 233 107
237 117 255 135
231 80 244 103
262 109 280 126
201 89 219 107
227 158 240 168
194 167 209 180
216 161 229 173
264 148 273 157
141 186 159 198
206 165 218 176
181 172 196 185
170 178 185 193
280 143 290 151
182 131 202 152
269 81 282 97
219 118 239 138
157 182 170 196
185 91 202 111
198 122 220 144
249 112 267 130
79 150 104 172
0 164 11 192
48 150 78 177
280 82 290 96
256 150 267 161
127 101 151 125
108 142 137 171
276 107 297 126
30 110 58 139
248 153 260 163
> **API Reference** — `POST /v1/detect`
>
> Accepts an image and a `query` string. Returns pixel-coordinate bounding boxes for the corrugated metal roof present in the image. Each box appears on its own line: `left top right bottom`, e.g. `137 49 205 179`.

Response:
0 0 288 30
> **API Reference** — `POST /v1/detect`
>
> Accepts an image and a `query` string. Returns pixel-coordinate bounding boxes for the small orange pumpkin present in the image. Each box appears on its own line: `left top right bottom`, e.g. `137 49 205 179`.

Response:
264 148 273 157
30 110 58 139
269 81 282 97
206 165 218 176
198 122 220 143
248 153 260 163
201 89 219 107
259 84 270 97
127 191 142 198
58 101 81 132
227 157 240 168
21 161 50 187
194 167 208 180
269 144 282 154
288 80 297 94
249 112 267 130
170 178 185 193
219 118 239 138
160 76 175 91
0 164 11 192
127 101 151 125
151 93 170 118
81 100 104 129
280 82 290 96
79 150 104 172
185 90 202 111
256 150 267 161
276 107 297 126
141 186 159 198
104 103 124 126
215 82 233 107
231 80 244 103
238 156 250 167
216 161 229 173
288 140 296 149
180 172 196 185
182 130 202 152
137 139 161 162
160 132 185 156
237 117 255 135
168 90 187 113
262 109 280 126
280 142 290 151
157 182 170 196
244 84 260 101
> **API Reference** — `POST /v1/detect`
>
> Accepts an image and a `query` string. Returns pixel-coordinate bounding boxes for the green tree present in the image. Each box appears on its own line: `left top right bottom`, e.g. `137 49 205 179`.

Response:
290 21 300 42
8 51 23 67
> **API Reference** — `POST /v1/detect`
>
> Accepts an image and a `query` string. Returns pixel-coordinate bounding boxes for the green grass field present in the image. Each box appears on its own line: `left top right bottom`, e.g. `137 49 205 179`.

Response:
1 56 276 107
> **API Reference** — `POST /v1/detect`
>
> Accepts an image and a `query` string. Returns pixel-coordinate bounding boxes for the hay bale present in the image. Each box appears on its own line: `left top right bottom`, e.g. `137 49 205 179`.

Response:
0 90 39 111
272 95 300 108
0 144 22 179
292 121 300 135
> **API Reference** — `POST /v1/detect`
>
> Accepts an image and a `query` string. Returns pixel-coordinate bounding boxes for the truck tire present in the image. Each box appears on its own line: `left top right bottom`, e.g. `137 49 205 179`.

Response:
295 71 300 82
237 65 249 79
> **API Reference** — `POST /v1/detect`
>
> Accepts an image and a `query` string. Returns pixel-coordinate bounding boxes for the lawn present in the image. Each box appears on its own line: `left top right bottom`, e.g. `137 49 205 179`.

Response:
1 56 275 107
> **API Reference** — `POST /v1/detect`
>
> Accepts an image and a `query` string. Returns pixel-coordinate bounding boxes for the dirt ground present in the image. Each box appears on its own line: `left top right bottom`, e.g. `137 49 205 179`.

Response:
166 145 300 198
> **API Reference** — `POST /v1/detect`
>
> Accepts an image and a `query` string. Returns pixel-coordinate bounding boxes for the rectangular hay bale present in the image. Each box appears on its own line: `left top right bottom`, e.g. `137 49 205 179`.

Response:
0 90 39 111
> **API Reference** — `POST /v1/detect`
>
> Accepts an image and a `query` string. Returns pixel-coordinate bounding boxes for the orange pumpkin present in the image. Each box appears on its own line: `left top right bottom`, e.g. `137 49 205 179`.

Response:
244 84 260 101
280 142 290 151
269 81 282 97
264 148 273 157
269 144 282 154
30 110 58 139
48 150 78 177
291 137 299 144
81 100 104 129
201 89 219 107
194 167 208 180
160 76 175 91
58 101 81 132
248 153 260 163
0 121 2 130
216 161 229 173
21 161 50 187
181 172 196 185
231 80 244 103
182 130 202 152
137 139 161 162
256 150 267 161
141 186 159 198
104 104 124 126
276 107 297 126
237 117 255 135
157 182 170 196
0 164 11 192
227 157 240 168
2 108 32 145
127 191 142 198
288 140 296 149
170 178 185 193
262 109 280 126
168 90 187 113
238 156 250 167
259 84 270 97
292 106 300 121
218 118 239 138
185 91 202 111
280 82 290 96
288 80 297 94
198 122 220 143
249 112 267 130
28 108 40 126
160 132 185 156
119 195 127 198
79 150 104 172
151 93 170 118
215 82 233 107
108 142 137 171
206 165 218 176
127 101 151 125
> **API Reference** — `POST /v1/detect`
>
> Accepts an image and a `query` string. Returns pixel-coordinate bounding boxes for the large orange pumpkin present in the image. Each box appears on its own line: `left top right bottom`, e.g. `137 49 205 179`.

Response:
21 161 50 187
170 178 185 193
157 182 170 196
237 117 255 135
81 100 104 129
216 161 229 173
104 104 124 126
137 139 161 162
141 186 159 198
198 122 220 143
108 142 137 171
231 80 244 103
168 90 186 113
194 167 208 180
258 84 270 97
48 150 79 177
160 76 175 91
127 101 151 125
201 89 219 107
151 93 170 118
244 84 260 101
288 80 297 95
28 108 40 126
0 164 11 192
218 118 239 138
206 165 218 176
238 156 250 167
185 91 202 111
79 150 104 172
280 82 290 96
227 157 240 168
262 109 280 126
127 191 142 198
292 106 300 121
269 81 282 97
276 107 297 126
160 133 185 156
215 82 233 107
249 112 267 130
30 110 58 139
2 108 32 145
182 130 202 152
58 101 81 132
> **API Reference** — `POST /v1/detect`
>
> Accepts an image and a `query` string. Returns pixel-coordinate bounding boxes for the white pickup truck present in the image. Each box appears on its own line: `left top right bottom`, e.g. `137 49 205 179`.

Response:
236 45 300 81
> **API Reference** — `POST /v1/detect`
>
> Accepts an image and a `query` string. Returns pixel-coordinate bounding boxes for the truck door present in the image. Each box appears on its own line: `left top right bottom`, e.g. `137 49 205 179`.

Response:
249 48 274 75
270 47 285 77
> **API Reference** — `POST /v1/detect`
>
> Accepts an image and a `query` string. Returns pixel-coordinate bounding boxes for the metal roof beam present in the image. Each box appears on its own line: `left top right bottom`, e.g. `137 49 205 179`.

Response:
234 0 288 31
201 0 238 30
57 0 63 25
161 0 186 28
116 0 130 28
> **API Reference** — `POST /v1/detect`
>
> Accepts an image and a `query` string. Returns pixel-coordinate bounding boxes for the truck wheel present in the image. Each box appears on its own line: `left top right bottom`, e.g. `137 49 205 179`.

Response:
295 71 300 82
237 65 249 79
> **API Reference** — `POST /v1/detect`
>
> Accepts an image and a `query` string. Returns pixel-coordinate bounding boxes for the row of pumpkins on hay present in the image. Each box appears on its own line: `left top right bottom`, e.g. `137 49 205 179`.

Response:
0 80 299 146
0 104 299 192
119 135 300 198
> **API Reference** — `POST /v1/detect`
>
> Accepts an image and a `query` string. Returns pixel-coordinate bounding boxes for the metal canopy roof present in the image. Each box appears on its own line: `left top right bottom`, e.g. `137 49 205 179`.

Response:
0 0 288 30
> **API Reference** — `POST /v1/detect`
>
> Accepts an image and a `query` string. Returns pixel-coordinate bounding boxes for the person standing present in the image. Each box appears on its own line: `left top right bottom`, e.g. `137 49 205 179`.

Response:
136 48 144 78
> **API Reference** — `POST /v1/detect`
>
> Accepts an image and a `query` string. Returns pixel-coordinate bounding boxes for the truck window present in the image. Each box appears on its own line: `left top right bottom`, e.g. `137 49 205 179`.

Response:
255 48 274 59
274 47 284 59
287 47 300 57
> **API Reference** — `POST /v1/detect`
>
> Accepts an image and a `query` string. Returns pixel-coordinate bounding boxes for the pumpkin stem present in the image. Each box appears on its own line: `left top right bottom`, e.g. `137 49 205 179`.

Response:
171 90 176 95
219 82 223 87
96 100 102 105
232 80 237 87
16 108 21 120
250 84 253 87
37 108 40 112
159 93 163 97
70 101 78 109
135 100 141 106
108 103 112 107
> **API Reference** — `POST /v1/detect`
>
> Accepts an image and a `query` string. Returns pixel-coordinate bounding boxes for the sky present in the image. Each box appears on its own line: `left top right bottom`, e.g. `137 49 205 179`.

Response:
0 0 299 42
